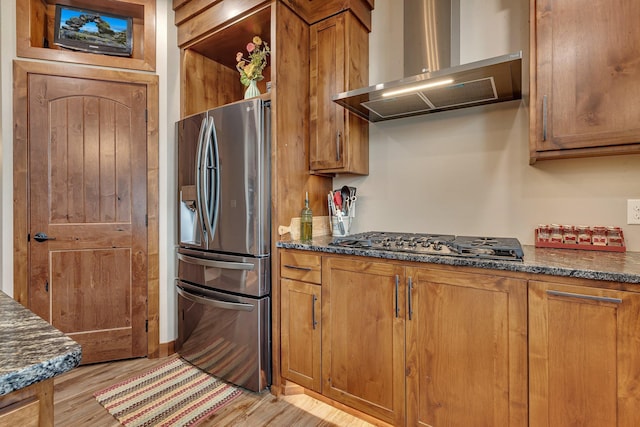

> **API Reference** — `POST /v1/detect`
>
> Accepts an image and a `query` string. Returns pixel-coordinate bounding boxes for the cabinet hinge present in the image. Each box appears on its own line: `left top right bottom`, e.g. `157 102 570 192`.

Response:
145 109 148 123
28 233 30 242
145 214 148 226
145 319 148 332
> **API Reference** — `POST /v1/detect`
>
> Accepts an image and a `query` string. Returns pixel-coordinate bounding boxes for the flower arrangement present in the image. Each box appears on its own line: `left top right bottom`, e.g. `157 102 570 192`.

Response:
235 36 270 87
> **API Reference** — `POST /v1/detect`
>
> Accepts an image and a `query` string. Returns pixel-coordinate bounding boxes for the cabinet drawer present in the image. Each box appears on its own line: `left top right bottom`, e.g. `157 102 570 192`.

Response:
280 251 321 284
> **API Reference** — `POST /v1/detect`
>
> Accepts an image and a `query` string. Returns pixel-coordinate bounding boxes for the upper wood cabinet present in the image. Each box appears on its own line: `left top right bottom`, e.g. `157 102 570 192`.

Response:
16 0 156 71
173 0 270 49
529 0 640 163
528 280 640 426
280 0 374 30
310 11 369 175
173 1 272 115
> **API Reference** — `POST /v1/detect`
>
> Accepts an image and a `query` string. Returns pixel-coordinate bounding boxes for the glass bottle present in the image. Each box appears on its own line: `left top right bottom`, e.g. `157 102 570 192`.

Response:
300 192 313 242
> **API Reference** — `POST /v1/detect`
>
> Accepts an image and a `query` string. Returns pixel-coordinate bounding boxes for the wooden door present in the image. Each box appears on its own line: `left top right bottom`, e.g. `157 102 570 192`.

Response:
406 267 528 427
531 0 640 159
281 278 322 392
321 256 405 426
529 281 640 427
28 73 148 364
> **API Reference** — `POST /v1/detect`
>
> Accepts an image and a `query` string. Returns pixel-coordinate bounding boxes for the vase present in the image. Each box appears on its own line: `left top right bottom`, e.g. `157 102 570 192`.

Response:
244 80 260 99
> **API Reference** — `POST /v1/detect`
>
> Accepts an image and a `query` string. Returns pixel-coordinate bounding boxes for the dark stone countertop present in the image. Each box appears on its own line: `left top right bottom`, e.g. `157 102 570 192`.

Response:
0 291 82 396
277 236 640 284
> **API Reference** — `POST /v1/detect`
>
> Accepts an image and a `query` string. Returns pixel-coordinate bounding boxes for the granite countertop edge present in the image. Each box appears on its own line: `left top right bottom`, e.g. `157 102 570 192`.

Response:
0 349 82 396
0 291 82 396
277 238 640 284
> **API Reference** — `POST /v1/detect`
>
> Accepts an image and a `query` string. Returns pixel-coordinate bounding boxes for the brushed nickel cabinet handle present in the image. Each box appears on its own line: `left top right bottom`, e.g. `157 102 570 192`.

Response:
394 275 400 318
283 264 312 271
336 131 341 161
542 95 548 142
547 290 622 304
312 295 318 330
408 277 413 320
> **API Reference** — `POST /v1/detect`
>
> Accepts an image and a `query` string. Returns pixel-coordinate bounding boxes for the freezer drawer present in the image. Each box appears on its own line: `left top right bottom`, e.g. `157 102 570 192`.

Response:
178 248 270 297
176 281 271 392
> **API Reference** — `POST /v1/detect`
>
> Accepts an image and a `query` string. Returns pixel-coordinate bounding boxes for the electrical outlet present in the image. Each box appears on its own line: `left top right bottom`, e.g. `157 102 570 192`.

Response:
627 199 640 225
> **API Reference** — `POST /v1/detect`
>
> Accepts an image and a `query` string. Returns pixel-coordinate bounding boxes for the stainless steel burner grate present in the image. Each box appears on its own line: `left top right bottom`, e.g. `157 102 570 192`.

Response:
331 231 524 261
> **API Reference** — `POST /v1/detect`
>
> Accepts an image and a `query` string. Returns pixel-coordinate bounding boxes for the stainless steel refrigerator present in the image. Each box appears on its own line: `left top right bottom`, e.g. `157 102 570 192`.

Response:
175 98 271 392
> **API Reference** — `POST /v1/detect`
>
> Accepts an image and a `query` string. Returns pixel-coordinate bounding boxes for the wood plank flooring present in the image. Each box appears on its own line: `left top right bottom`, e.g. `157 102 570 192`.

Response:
53 356 375 426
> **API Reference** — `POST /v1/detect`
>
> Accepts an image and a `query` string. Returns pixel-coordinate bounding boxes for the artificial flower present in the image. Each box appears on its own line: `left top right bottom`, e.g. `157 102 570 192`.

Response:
235 36 270 86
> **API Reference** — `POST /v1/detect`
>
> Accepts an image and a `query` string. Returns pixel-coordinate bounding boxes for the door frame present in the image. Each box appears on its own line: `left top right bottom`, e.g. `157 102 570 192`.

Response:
12 60 160 358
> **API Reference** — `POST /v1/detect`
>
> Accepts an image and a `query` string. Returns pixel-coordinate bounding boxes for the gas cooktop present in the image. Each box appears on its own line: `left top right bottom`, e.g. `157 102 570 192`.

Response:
330 231 524 262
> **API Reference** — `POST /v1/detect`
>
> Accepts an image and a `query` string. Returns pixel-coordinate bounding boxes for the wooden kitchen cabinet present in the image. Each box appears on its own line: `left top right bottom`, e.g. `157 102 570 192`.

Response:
311 254 527 426
406 267 528 427
309 11 369 175
0 380 53 427
528 280 640 426
280 251 322 392
280 0 374 29
529 0 640 163
321 256 405 425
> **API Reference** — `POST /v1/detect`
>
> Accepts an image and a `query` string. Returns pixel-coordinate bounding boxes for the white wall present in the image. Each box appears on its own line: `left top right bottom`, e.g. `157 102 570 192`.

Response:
0 3 181 343
1 2 14 297
335 0 640 250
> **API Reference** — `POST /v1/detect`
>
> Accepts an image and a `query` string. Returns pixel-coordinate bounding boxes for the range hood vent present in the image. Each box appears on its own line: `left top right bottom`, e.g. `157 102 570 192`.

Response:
333 0 522 122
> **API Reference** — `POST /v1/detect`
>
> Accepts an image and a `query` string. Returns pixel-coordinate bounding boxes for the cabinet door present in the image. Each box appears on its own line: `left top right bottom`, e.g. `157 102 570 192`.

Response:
406 267 528 427
281 278 322 392
531 0 640 161
322 257 405 426
309 12 369 174
529 281 640 427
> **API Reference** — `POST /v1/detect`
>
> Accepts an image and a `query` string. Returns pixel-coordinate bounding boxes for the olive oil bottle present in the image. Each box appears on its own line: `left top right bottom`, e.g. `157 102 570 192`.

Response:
300 192 313 241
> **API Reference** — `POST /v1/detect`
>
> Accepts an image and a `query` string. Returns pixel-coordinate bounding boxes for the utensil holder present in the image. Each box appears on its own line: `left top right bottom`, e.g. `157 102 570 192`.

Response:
331 214 352 237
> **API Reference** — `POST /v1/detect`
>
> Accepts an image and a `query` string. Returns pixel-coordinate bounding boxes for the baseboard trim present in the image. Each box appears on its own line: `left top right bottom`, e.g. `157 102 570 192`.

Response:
157 341 175 358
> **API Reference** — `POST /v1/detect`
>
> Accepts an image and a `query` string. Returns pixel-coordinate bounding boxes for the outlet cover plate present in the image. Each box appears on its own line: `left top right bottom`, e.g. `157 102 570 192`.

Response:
627 199 640 224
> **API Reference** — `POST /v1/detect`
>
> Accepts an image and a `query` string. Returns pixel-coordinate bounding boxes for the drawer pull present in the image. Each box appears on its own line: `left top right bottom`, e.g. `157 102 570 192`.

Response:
547 290 622 304
283 264 313 272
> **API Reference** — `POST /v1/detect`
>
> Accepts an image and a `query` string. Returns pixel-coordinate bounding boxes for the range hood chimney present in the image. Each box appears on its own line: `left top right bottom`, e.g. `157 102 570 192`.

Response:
333 0 522 123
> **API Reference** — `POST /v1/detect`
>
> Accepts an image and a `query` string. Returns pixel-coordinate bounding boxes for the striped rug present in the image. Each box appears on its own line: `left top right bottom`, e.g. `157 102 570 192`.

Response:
94 358 243 427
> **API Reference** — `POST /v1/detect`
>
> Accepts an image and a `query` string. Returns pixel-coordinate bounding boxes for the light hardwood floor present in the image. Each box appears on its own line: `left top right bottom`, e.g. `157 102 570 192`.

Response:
53 356 375 426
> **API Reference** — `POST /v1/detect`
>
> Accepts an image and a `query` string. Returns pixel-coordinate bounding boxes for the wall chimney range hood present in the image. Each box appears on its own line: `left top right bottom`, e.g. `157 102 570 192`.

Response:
333 0 523 122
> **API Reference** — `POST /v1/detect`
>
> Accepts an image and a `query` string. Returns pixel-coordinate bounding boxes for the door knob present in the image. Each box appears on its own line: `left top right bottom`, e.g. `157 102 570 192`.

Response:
34 232 56 242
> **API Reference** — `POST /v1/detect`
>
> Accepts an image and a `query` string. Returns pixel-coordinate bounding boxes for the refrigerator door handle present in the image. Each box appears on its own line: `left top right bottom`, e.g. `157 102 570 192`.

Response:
211 116 221 239
200 116 220 244
177 286 255 312
194 117 207 243
178 253 256 270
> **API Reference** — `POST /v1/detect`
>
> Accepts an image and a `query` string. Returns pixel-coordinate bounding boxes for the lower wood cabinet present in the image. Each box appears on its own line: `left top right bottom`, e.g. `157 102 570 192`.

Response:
0 379 54 427
320 255 527 426
322 257 406 425
280 251 323 392
280 249 640 427
406 267 528 427
528 281 640 427
280 278 322 392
